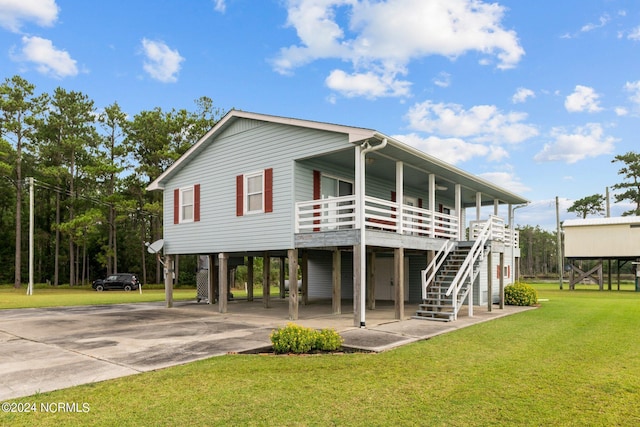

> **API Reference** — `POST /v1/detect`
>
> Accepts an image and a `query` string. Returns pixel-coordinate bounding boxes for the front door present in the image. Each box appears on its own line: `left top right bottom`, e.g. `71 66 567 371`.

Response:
374 257 409 301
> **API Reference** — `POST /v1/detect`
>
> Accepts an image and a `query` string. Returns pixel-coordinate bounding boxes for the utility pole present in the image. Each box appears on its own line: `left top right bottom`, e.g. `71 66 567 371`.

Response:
556 196 563 290
27 177 34 296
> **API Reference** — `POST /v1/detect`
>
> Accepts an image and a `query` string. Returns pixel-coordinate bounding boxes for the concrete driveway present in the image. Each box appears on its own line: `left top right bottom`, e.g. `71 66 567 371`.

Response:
0 299 533 401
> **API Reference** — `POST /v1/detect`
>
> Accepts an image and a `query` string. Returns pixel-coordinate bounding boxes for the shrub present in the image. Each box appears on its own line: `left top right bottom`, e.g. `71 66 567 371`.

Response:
505 282 538 306
270 323 344 354
270 323 317 354
315 328 344 351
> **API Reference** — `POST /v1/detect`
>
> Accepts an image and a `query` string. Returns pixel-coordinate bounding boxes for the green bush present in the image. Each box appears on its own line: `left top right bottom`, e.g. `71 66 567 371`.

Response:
505 282 538 306
315 328 344 351
270 323 344 354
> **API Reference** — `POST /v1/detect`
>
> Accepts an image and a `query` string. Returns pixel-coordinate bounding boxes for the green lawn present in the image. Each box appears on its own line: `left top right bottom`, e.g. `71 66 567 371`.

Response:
0 284 286 309
2 283 640 426
0 284 196 309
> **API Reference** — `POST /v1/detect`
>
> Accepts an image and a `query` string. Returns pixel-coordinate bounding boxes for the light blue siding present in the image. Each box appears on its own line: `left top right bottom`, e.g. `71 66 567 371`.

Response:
163 120 351 254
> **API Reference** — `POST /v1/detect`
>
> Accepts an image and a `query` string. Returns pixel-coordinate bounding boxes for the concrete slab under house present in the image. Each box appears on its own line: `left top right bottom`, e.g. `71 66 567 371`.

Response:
147 110 529 327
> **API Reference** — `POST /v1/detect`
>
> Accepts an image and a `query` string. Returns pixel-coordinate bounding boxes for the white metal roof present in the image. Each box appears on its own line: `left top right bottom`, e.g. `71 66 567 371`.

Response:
563 216 640 227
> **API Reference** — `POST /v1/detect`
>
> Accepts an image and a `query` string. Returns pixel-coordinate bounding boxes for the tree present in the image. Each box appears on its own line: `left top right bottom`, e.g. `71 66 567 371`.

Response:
611 151 640 216
567 194 605 219
97 102 129 275
0 75 47 288
41 87 98 285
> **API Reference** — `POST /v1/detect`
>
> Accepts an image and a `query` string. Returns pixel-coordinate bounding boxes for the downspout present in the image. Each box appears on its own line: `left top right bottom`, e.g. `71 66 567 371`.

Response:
509 203 529 283
357 137 387 328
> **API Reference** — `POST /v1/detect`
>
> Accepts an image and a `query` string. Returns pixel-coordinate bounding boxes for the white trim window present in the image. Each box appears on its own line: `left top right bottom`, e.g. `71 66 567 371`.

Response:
245 171 264 214
180 186 194 223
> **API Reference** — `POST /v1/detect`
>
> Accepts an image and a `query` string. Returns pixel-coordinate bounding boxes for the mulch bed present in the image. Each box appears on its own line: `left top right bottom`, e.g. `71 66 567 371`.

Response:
232 346 372 356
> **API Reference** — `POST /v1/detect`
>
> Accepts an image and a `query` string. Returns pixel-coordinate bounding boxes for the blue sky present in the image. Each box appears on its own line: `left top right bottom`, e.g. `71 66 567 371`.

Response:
1 0 640 230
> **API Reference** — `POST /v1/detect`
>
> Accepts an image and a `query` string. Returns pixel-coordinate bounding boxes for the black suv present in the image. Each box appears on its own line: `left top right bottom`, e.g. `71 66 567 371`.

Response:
92 273 140 291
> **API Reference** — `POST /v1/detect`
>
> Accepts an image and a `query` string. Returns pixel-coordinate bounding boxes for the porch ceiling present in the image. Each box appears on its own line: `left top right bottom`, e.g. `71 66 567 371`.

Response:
318 146 528 207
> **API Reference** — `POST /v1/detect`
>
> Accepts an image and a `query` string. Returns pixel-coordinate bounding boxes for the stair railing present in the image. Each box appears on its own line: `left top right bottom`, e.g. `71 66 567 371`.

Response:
445 218 493 319
421 239 456 301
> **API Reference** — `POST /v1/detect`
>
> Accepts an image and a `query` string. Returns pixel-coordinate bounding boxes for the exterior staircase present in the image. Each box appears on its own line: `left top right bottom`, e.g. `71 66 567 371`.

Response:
414 219 493 322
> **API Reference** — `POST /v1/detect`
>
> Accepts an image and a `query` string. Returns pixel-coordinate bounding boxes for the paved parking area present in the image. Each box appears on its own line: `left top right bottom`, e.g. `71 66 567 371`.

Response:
0 299 533 401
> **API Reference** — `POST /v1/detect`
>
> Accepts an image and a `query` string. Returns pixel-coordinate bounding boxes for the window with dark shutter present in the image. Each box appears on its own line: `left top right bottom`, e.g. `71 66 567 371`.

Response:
237 168 273 215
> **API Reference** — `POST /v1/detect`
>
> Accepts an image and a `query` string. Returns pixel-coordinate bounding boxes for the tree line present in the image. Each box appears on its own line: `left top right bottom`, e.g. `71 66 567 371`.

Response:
2 74 639 286
1 75 224 287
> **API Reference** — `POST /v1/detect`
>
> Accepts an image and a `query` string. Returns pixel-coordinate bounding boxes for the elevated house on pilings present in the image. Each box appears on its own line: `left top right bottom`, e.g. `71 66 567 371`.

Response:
147 110 528 326
563 217 640 290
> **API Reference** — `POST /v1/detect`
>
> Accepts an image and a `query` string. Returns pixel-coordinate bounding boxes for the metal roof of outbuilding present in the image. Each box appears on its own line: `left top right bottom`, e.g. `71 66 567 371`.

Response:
563 216 640 227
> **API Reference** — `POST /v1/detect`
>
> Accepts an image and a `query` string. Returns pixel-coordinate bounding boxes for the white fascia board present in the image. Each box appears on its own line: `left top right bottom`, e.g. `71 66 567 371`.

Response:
147 110 376 192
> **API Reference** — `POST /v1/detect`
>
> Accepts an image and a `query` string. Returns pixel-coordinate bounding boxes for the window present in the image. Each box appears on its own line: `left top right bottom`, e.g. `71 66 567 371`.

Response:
320 175 353 198
181 187 194 222
245 171 264 213
174 184 200 224
236 169 273 216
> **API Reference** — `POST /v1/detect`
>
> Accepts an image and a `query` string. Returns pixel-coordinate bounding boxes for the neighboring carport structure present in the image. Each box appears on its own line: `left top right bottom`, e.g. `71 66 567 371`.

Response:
562 216 640 290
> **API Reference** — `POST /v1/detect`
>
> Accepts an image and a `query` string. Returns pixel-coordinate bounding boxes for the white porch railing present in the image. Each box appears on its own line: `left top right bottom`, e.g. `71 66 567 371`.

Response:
295 195 460 239
469 215 519 247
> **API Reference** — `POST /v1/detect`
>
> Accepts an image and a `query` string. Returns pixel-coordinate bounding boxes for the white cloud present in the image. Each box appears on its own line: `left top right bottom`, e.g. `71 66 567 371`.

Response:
534 123 617 164
141 38 184 83
325 69 411 98
212 0 226 13
626 26 640 40
624 80 640 105
512 87 535 104
405 100 538 144
12 35 77 78
580 14 610 33
0 0 58 32
564 85 603 113
433 72 451 88
393 133 490 165
615 107 628 116
273 0 524 98
478 171 531 194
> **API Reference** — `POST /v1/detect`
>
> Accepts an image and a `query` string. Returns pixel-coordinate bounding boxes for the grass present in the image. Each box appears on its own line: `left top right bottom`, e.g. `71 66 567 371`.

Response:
3 283 640 426
0 283 288 310
0 284 196 309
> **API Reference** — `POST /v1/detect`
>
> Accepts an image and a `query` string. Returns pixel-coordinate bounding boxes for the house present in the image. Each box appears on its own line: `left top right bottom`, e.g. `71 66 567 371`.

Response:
147 110 528 326
563 216 640 290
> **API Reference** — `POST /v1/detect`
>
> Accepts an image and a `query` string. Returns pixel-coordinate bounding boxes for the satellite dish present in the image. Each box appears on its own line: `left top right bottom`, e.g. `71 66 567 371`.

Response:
147 239 164 254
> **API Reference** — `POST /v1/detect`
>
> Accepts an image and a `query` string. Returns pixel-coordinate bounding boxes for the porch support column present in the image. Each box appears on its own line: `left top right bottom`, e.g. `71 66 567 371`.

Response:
288 249 299 320
367 251 376 310
164 254 174 308
279 256 286 298
394 247 405 320
487 248 493 312
332 249 341 314
499 252 505 309
455 184 462 240
429 173 436 238
263 252 270 308
396 161 403 234
468 270 474 318
494 199 499 216
208 254 216 305
247 256 254 302
301 250 308 305
476 192 482 221
354 143 366 327
218 253 228 313
508 203 515 274
353 244 364 327
353 138 386 328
